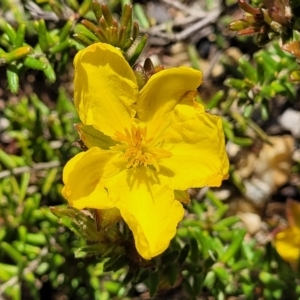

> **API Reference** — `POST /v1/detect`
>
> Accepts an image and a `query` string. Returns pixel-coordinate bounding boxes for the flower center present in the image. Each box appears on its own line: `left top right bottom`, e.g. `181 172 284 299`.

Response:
111 125 171 171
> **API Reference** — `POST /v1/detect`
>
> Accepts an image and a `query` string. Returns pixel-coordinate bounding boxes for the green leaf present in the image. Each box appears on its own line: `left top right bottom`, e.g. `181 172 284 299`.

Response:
148 271 160 297
219 229 246 264
238 57 257 83
6 63 19 94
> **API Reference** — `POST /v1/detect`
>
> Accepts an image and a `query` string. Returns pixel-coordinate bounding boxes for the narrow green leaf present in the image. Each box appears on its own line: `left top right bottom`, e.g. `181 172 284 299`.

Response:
49 39 71 54
127 34 148 66
207 90 225 109
134 4 150 29
0 149 17 168
92 0 103 22
166 264 178 286
190 238 199 262
148 271 159 297
0 20 17 43
78 0 92 16
19 172 30 202
42 168 58 195
5 46 32 63
219 229 246 264
177 244 190 264
15 23 26 47
60 20 73 42
1 241 24 263
38 19 50 52
238 57 257 83
23 56 47 70
7 63 19 94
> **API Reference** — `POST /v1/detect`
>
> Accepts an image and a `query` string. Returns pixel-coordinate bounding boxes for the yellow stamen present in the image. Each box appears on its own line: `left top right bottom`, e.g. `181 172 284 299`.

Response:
111 125 171 170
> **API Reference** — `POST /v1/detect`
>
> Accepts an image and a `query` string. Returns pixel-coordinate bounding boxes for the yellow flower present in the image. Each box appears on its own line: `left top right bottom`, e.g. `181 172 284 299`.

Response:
62 43 229 259
274 200 300 265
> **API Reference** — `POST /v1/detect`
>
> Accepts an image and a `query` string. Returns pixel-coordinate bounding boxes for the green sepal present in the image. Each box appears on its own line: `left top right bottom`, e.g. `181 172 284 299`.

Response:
75 243 120 258
228 19 250 31
174 189 190 203
133 64 148 90
50 206 106 242
75 123 116 149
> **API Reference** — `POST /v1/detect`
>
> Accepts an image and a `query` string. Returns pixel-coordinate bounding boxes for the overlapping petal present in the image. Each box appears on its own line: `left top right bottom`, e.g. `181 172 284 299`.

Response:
159 100 229 190
74 43 138 136
138 67 202 140
105 168 184 259
62 147 126 209
75 123 116 150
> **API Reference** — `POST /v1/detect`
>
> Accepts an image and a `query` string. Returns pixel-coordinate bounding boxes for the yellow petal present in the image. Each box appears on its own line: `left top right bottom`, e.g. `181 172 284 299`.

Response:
159 102 229 190
274 226 300 263
138 67 202 139
105 167 184 259
74 43 137 136
62 147 126 209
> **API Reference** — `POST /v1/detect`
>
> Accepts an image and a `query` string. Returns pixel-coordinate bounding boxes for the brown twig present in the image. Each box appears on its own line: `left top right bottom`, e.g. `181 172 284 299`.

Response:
0 161 61 179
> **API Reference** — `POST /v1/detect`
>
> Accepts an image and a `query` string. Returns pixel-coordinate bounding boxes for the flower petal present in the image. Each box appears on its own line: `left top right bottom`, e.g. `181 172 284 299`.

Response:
138 67 202 139
274 226 300 263
74 43 137 136
159 101 229 190
105 167 184 259
62 147 126 209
